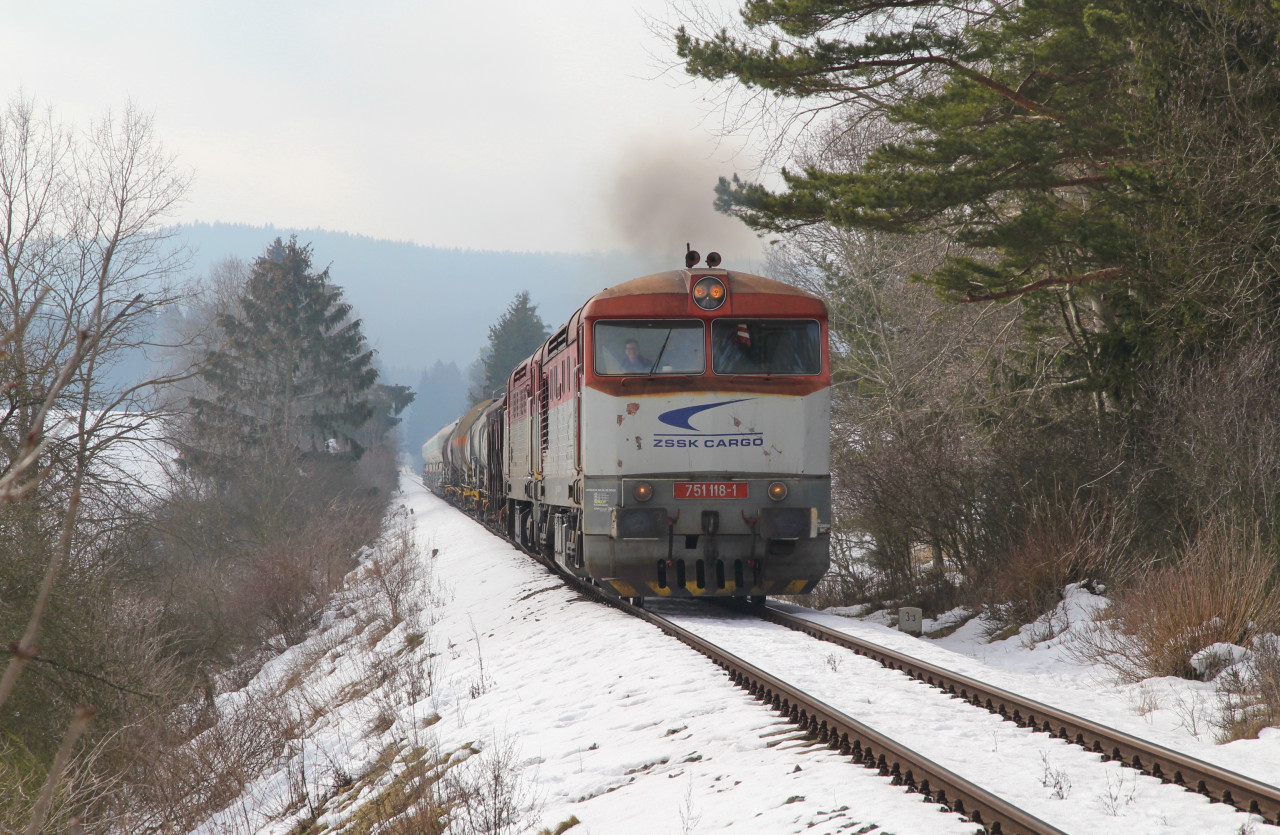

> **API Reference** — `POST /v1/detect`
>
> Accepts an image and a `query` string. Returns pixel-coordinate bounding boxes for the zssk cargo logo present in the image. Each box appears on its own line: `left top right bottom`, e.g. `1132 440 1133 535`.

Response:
650 398 765 449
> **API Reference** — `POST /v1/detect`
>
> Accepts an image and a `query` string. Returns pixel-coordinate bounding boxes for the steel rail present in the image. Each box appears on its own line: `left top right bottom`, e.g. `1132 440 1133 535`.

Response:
752 603 1280 825
543 567 1066 835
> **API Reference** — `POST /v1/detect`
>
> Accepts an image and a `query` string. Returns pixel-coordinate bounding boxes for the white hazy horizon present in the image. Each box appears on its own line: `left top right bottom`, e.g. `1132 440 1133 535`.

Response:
1 1 770 262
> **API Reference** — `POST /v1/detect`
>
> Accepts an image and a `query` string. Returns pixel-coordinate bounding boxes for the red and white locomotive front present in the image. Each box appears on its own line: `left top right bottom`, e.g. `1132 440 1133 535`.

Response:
567 267 831 599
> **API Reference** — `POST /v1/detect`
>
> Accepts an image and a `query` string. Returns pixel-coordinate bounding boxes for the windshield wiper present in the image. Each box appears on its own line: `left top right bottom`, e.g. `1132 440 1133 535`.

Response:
648 329 673 375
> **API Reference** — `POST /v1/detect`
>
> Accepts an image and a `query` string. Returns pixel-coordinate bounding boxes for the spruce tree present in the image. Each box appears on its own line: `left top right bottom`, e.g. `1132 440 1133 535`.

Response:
474 291 549 402
189 236 380 473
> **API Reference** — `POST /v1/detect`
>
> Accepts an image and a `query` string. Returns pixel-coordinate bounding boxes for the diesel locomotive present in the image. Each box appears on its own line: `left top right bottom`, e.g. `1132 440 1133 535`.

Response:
423 251 831 602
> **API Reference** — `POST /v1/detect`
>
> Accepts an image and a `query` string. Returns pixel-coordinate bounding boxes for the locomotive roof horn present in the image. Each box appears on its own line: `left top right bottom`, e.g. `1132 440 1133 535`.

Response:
706 251 722 268
685 243 701 268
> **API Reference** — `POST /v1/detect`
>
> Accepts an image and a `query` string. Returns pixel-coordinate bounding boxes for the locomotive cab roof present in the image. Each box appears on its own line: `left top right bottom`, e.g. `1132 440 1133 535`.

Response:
580 268 826 324
588 268 821 304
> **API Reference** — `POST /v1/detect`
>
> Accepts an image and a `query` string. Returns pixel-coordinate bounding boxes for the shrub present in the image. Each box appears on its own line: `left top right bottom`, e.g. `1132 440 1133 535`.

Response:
981 501 1124 637
1071 520 1280 681
1216 635 1280 742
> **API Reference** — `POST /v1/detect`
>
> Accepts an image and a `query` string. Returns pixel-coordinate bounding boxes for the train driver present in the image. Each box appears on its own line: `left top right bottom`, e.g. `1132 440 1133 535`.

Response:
621 338 652 373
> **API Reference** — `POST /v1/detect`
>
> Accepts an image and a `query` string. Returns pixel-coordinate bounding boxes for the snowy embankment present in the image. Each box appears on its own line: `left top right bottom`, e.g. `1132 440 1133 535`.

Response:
198 474 971 834
199 473 1280 834
812 591 1280 790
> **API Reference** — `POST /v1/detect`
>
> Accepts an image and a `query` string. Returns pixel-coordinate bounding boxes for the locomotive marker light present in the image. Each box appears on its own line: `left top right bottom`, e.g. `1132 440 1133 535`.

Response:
632 481 654 502
691 276 727 311
767 481 789 502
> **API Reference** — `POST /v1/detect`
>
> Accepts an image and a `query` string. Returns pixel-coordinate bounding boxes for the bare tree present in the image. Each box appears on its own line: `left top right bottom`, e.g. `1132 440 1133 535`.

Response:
0 94 192 830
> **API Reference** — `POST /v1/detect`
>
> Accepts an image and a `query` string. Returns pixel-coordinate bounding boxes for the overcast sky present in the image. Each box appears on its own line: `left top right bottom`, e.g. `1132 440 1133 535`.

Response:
1 1 771 263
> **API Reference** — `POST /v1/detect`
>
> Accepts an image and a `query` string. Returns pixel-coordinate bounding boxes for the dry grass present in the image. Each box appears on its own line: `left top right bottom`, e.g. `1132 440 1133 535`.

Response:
332 744 452 835
1071 521 1280 682
123 500 449 833
269 734 540 835
1216 635 1280 741
0 733 106 834
982 501 1122 638
363 509 427 631
122 688 305 832
442 736 542 835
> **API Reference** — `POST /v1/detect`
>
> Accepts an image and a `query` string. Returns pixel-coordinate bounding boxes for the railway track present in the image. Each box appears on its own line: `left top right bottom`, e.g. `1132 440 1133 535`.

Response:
745 601 1280 826
613 592 1068 835
459 494 1277 833
490 525 1056 833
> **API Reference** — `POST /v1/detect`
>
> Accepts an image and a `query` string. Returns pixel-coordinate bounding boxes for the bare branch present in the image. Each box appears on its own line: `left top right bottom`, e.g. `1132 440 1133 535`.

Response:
960 267 1125 303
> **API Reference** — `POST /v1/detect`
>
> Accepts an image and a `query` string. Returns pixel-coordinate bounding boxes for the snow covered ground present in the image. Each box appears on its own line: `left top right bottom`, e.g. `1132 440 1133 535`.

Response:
196 473 1280 834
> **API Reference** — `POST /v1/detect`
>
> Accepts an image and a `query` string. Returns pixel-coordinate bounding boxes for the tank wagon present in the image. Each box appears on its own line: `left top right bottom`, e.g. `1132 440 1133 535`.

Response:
420 419 456 493
425 252 831 602
435 398 502 511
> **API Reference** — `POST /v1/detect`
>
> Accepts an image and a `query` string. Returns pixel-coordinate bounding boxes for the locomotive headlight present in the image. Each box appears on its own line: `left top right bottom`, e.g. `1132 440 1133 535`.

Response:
767 481 789 502
633 481 654 502
691 276 727 310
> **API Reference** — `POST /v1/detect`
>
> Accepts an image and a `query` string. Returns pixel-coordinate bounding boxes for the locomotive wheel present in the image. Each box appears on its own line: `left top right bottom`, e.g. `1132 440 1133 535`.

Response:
749 595 766 606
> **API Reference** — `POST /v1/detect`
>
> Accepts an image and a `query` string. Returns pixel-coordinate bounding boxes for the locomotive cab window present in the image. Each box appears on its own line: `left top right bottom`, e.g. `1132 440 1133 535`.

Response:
712 319 822 376
594 320 705 376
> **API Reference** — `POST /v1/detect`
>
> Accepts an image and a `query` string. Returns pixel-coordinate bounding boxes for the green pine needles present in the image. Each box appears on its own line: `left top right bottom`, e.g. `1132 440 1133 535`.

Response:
678 0 1280 402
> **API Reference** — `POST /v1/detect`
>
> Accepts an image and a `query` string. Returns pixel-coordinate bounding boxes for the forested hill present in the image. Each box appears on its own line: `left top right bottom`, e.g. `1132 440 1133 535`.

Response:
173 222 673 375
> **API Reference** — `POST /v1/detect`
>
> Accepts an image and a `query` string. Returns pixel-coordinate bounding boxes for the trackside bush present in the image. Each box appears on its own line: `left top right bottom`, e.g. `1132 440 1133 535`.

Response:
1072 521 1280 681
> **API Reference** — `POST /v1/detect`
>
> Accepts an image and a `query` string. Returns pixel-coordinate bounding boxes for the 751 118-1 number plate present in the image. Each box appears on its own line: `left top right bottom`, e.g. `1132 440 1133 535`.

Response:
674 481 748 499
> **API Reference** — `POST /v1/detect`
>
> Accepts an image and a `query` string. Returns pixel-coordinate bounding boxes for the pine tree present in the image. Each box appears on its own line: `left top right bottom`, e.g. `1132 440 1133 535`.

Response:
678 1 1135 296
188 236 380 473
678 0 1280 402
473 291 548 403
